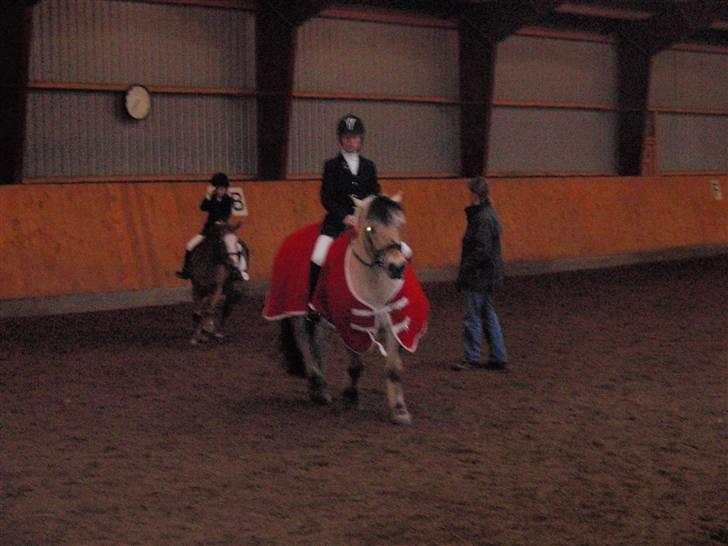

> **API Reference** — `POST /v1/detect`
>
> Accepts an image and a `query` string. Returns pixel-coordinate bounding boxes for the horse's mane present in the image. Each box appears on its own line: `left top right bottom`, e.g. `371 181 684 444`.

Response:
366 195 404 225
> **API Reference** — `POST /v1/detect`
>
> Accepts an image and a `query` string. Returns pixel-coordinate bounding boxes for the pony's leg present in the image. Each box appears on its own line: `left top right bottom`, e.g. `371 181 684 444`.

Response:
383 334 411 425
191 295 211 345
291 317 331 405
207 268 228 339
343 349 363 409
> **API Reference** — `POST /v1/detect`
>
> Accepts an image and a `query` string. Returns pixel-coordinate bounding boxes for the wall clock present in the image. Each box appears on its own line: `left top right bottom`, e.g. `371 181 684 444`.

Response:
124 84 151 120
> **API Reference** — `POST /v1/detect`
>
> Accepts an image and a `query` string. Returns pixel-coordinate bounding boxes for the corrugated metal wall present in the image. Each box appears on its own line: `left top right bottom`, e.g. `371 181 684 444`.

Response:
289 16 460 176
489 108 617 174
289 99 460 176
25 0 256 178
295 18 458 98
651 50 728 110
651 49 728 172
22 2 726 180
657 114 728 172
491 35 618 174
30 0 255 87
24 91 256 177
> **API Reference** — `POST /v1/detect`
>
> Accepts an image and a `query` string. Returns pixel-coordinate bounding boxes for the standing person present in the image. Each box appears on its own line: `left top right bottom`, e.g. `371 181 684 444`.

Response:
452 177 508 371
176 172 248 281
306 114 381 304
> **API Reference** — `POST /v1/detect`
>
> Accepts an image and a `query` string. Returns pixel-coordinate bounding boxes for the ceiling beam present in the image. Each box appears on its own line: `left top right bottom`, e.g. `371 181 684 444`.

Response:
624 0 727 54
260 0 331 26
459 0 564 43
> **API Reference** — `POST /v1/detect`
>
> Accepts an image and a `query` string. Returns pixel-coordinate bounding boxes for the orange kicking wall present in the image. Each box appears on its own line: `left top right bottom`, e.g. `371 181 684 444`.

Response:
0 175 726 301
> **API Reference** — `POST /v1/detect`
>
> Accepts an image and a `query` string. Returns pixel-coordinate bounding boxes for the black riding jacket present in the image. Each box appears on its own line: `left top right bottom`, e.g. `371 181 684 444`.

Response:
200 194 234 234
320 153 380 237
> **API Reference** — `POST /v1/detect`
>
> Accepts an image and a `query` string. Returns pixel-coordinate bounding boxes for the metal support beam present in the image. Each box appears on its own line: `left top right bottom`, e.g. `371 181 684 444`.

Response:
457 1 561 176
459 19 497 177
616 35 651 176
615 1 724 175
256 1 328 180
636 0 727 53
0 2 34 184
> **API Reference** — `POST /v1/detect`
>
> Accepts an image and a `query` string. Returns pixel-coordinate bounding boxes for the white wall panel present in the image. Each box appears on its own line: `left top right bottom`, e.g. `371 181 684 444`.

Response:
24 91 257 177
488 108 617 174
295 18 458 99
651 50 728 110
288 100 460 175
657 114 728 172
30 0 255 88
495 35 617 105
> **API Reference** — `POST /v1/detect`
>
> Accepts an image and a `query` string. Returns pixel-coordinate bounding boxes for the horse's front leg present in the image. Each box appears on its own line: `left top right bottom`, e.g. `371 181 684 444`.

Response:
383 332 411 425
343 349 363 409
292 316 331 405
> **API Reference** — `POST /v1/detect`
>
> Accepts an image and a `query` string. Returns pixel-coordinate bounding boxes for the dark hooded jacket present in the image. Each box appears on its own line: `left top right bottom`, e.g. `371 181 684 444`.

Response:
457 200 503 293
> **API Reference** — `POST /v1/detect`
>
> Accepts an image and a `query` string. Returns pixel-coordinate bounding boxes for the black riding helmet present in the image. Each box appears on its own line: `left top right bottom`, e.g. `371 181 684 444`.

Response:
211 172 230 188
337 114 365 139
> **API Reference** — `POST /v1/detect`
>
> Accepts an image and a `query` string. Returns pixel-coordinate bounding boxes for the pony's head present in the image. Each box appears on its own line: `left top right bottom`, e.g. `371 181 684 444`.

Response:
352 193 407 279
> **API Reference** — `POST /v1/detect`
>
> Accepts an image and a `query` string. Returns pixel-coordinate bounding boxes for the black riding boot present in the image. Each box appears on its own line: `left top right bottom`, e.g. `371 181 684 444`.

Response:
175 251 192 279
305 262 322 331
307 262 321 303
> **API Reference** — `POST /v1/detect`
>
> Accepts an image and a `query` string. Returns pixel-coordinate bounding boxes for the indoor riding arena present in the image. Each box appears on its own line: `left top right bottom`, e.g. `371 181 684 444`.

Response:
2 1 727 545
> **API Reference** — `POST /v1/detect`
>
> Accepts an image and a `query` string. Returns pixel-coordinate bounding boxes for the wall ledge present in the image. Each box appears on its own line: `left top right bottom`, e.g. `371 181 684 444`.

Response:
2 245 725 319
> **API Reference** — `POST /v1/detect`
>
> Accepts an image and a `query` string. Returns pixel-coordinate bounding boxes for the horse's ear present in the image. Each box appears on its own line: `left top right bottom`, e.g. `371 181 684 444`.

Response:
390 191 403 203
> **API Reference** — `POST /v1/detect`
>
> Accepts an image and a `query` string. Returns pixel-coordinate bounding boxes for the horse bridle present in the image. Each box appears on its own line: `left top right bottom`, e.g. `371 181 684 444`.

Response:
352 225 403 269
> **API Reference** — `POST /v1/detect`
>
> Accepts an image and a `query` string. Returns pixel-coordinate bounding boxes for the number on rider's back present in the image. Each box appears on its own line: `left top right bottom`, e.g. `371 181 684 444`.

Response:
229 187 248 216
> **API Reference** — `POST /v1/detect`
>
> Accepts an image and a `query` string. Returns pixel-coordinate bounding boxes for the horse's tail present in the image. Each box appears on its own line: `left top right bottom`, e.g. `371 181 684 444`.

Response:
280 317 307 378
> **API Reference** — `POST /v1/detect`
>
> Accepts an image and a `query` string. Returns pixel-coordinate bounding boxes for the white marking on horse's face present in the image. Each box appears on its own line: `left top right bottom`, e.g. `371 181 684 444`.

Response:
367 220 407 279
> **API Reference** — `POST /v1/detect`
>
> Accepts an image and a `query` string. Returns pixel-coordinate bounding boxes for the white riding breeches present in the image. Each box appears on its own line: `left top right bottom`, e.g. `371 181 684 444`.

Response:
223 232 248 278
186 233 205 251
311 234 334 266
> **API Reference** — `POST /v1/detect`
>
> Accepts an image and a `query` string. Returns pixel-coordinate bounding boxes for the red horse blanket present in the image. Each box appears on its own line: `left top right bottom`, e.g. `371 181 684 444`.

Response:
263 223 320 319
263 224 429 355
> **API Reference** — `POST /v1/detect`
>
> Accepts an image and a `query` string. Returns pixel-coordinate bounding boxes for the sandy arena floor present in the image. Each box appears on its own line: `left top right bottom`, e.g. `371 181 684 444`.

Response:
1 256 726 545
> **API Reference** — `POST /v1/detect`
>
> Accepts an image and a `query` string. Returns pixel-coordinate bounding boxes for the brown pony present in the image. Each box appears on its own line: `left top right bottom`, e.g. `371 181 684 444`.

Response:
188 221 248 345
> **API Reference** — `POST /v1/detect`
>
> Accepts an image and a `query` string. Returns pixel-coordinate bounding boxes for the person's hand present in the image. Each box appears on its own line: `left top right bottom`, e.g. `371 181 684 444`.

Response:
242 271 250 281
205 184 215 198
343 215 357 228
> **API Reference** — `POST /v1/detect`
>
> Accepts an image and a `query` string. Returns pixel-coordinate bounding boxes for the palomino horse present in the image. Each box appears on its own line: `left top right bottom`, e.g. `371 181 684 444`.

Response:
264 194 429 425
188 221 248 345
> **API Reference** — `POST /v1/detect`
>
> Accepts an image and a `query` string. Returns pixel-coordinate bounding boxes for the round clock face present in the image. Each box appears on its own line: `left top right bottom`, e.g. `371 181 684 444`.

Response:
125 85 151 120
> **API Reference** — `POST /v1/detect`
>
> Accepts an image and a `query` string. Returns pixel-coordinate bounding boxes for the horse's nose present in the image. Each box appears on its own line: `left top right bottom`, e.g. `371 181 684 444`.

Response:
388 262 406 279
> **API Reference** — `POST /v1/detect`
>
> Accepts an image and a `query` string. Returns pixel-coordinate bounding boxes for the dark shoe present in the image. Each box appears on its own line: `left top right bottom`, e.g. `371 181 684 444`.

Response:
176 250 192 279
451 360 480 371
484 360 508 371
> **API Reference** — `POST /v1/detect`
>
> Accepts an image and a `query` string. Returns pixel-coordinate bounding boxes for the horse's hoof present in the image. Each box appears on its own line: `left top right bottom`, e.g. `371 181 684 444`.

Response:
390 409 412 426
309 389 333 406
342 388 360 410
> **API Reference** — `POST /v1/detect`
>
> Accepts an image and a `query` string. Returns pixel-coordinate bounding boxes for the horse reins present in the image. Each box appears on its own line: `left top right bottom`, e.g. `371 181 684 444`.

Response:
353 225 403 269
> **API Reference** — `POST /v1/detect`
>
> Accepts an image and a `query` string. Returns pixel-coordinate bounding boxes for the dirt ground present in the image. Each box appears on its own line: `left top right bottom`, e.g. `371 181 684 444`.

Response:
1 256 726 546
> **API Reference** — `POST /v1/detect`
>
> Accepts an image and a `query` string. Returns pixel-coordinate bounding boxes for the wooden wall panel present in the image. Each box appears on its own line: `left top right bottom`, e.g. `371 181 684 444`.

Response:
1 176 726 301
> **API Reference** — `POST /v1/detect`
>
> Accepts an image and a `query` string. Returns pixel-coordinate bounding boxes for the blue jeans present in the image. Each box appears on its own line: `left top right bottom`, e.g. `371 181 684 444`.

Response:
463 290 507 364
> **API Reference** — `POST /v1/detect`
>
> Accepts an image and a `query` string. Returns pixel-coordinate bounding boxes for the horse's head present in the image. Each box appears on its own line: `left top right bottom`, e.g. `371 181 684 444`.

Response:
352 193 407 279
